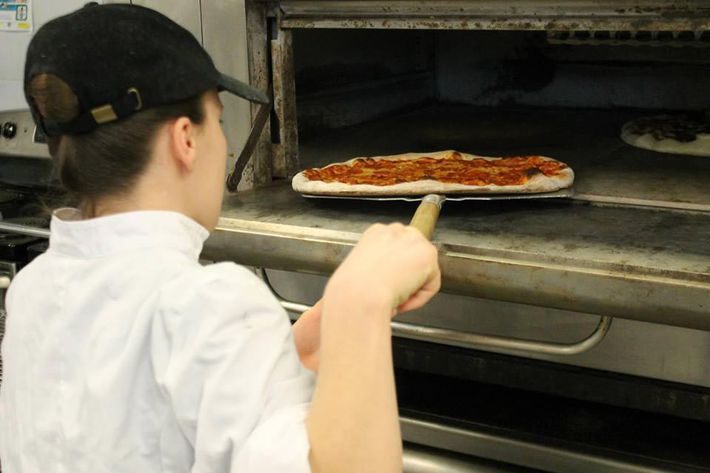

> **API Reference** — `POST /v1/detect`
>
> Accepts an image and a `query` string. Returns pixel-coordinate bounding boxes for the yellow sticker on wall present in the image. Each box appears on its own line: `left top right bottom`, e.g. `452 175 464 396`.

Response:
0 1 33 33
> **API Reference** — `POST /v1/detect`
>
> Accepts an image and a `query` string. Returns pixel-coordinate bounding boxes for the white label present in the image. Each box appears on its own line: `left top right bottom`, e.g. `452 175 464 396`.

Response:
0 0 32 32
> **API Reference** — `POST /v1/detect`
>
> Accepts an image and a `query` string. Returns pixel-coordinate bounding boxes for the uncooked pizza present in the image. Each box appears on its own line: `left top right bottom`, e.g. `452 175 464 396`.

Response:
292 150 575 196
621 113 710 157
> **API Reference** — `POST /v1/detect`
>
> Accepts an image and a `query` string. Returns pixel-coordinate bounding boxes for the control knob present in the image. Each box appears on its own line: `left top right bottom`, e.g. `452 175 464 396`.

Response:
2 122 17 139
0 274 11 289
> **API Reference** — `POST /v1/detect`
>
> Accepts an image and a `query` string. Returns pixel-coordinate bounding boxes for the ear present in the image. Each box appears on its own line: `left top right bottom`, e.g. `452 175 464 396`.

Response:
168 116 198 172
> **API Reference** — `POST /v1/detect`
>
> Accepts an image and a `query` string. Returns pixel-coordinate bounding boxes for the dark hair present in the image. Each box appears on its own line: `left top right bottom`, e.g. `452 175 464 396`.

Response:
28 74 205 205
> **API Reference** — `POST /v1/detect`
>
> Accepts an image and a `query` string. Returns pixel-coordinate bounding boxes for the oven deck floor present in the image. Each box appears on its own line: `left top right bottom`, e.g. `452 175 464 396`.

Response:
210 181 710 331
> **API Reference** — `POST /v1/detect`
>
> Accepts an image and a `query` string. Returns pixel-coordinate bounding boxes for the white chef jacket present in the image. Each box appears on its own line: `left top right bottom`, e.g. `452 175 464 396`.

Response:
0 209 314 473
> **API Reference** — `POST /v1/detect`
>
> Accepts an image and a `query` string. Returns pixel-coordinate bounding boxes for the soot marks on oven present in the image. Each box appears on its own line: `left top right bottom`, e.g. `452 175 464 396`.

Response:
472 33 556 105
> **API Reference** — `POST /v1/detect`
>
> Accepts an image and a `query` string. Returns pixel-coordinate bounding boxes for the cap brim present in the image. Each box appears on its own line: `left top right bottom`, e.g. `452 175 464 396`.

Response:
218 72 270 105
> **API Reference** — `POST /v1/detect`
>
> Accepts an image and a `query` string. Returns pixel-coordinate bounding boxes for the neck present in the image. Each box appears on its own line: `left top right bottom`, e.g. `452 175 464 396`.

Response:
82 181 189 221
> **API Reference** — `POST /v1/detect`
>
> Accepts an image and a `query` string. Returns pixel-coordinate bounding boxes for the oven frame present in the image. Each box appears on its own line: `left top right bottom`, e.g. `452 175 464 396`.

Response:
245 0 710 186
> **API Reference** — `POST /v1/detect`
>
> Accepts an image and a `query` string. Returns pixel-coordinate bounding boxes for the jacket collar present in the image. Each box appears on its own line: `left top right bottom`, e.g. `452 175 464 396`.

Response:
49 208 209 260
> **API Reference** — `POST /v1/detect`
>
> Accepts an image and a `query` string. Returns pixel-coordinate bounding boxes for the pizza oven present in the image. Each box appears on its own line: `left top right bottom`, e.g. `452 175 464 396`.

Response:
0 2 708 472
203 2 710 472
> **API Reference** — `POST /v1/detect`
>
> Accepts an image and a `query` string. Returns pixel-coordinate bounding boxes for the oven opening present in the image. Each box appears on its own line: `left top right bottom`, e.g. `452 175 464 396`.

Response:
395 361 710 471
291 29 710 211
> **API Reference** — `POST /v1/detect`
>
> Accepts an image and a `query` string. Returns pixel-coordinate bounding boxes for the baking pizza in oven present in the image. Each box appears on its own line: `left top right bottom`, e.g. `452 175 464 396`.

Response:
292 150 575 196
621 113 710 157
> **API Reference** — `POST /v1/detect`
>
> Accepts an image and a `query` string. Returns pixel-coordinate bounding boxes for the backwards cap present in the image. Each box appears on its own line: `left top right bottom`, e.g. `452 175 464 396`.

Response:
25 3 268 137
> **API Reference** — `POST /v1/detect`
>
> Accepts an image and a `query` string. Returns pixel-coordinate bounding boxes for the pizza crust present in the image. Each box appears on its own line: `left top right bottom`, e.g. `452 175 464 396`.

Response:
621 115 710 157
292 150 575 196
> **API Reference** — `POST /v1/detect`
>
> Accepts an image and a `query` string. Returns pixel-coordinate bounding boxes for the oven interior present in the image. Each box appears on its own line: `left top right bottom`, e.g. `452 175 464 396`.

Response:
291 28 710 210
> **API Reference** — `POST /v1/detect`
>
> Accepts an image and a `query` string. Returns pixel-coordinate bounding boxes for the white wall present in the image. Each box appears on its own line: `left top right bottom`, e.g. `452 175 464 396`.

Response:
0 0 251 180
132 0 252 175
0 0 110 111
0 1 215 111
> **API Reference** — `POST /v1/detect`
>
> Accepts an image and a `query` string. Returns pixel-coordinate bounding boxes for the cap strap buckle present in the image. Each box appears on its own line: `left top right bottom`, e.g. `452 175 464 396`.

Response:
127 87 142 111
89 87 142 125
42 87 145 136
90 104 119 124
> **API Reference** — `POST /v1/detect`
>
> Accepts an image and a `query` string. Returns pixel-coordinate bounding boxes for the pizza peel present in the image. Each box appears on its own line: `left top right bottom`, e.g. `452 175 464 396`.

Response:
302 188 574 240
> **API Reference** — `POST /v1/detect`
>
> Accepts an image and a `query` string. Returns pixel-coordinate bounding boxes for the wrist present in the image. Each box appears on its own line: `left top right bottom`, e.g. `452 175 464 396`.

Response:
323 279 393 321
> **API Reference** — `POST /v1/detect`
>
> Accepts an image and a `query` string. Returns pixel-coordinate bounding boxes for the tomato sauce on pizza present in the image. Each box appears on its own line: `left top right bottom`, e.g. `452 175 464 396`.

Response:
302 152 569 187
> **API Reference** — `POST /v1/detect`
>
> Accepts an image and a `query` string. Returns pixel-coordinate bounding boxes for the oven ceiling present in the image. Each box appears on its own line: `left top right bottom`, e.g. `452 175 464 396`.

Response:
274 0 710 30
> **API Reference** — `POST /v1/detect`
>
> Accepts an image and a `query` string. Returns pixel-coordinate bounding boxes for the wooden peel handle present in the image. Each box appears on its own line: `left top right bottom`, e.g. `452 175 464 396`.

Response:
409 194 445 240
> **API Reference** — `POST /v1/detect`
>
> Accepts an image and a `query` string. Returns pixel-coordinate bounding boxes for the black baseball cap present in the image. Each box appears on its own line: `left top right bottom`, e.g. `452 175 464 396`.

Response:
24 3 268 137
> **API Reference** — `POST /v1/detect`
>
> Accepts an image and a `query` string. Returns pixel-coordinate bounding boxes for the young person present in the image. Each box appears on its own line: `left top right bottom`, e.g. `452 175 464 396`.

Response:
0 4 440 473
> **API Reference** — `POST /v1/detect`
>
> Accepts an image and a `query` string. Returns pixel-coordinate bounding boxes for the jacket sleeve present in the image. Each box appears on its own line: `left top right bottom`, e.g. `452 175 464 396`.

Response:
151 263 314 473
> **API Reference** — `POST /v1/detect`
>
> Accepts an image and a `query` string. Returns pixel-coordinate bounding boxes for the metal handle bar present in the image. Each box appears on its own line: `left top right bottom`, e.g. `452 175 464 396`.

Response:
256 268 613 356
0 217 613 356
0 222 51 238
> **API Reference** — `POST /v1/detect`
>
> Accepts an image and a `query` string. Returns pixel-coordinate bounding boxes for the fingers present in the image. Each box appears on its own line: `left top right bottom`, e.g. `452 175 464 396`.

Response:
298 348 320 372
396 258 441 313
380 223 441 314
362 222 408 240
326 221 442 316
397 288 436 313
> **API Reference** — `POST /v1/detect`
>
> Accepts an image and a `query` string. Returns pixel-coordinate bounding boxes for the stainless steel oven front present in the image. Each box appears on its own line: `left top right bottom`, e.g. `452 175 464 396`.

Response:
203 2 710 472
